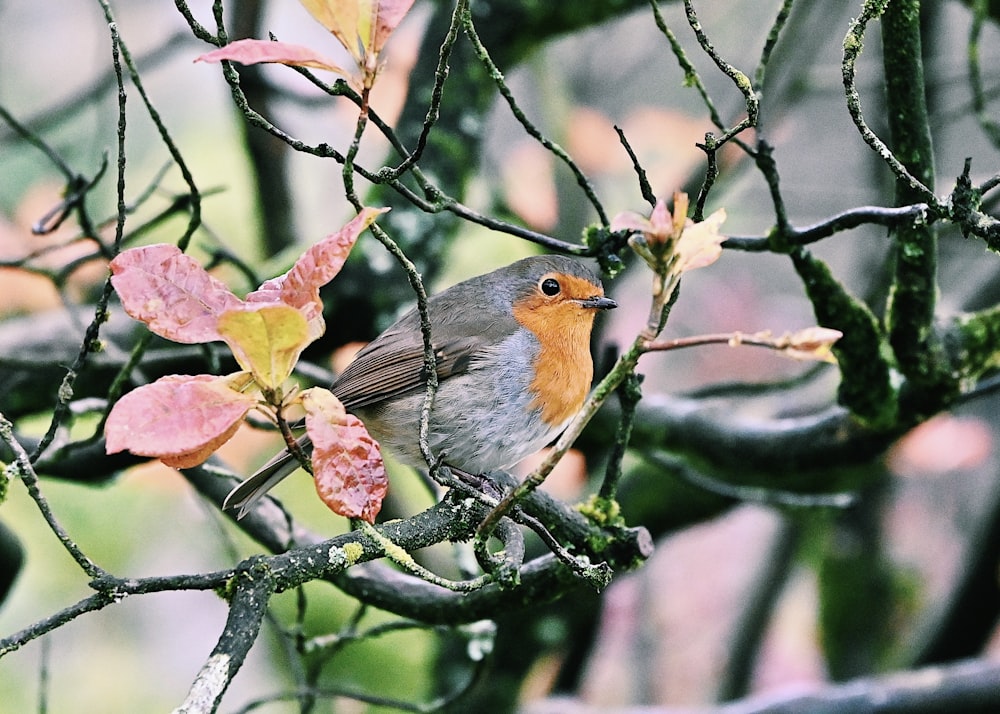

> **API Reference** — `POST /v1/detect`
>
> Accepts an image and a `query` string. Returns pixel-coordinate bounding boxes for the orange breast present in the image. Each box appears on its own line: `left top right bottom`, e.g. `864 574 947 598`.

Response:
512 283 598 427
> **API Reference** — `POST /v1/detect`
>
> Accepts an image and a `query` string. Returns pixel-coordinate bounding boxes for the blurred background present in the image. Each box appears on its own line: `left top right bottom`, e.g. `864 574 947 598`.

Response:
2 0 1000 711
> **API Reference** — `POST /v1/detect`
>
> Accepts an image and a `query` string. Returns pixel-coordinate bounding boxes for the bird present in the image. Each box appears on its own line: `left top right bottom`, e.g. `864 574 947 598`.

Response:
224 254 617 517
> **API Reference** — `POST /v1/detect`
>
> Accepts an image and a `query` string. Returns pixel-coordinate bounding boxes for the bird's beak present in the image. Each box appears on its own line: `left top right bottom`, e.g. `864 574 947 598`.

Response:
579 295 617 310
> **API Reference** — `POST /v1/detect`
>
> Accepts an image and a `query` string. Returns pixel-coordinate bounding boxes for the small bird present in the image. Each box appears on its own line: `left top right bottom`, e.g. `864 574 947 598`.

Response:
224 254 616 517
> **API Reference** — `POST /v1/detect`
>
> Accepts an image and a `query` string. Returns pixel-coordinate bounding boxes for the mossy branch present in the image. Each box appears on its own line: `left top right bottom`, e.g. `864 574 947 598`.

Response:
790 247 898 429
881 0 954 410
944 304 1000 387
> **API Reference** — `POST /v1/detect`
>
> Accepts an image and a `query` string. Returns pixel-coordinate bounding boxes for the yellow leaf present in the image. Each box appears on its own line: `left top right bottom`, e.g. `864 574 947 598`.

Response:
298 0 415 86
299 0 361 61
217 304 310 390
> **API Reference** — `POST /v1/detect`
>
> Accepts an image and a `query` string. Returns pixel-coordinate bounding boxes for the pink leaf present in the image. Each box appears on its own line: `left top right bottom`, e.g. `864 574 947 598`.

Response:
195 38 349 75
611 198 673 245
370 0 417 57
246 207 387 340
105 373 258 468
301 387 387 523
161 419 245 469
612 194 726 275
110 244 244 344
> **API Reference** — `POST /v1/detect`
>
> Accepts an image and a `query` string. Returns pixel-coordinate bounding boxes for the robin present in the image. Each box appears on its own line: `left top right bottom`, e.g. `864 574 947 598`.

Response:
224 254 617 517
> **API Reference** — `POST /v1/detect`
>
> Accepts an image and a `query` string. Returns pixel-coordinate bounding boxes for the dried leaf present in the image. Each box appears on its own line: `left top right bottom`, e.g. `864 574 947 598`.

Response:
676 207 727 273
301 387 387 523
217 304 311 390
109 244 243 344
105 374 257 467
299 0 363 60
161 419 245 469
670 191 689 242
195 38 349 75
779 326 843 363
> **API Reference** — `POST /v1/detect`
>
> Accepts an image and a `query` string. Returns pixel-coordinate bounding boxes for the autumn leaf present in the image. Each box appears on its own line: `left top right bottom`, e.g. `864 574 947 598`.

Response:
217 304 311 390
611 192 726 277
300 0 416 78
246 206 387 340
105 373 258 467
196 0 416 90
105 209 388 511
367 0 416 61
301 387 387 523
109 244 243 344
194 38 349 75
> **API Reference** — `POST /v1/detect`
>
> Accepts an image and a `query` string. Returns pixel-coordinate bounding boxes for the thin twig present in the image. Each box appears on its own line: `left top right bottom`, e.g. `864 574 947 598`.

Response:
460 0 609 225
723 203 931 252
754 0 796 92
841 0 940 206
648 0 728 136
682 0 759 145
376 0 465 180
0 104 77 180
0 414 108 582
614 125 657 208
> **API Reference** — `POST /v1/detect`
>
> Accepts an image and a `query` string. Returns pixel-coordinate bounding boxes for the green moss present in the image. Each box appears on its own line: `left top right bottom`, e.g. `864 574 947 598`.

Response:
342 541 365 566
217 575 237 602
948 306 1000 385
791 248 898 428
843 32 862 54
573 495 630 557
583 223 627 277
576 494 624 529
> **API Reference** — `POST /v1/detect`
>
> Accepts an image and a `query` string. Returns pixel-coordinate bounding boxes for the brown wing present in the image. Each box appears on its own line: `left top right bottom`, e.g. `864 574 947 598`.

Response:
331 293 515 410
332 330 486 409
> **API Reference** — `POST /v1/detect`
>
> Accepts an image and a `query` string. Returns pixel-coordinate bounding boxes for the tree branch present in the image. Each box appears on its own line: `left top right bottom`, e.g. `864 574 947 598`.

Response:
525 658 1000 713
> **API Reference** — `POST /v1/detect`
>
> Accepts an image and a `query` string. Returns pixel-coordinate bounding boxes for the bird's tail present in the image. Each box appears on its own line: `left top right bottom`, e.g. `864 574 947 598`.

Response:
223 435 313 518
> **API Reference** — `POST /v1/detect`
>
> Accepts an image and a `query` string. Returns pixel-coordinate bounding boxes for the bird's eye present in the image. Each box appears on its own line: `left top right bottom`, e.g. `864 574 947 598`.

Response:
540 277 561 296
